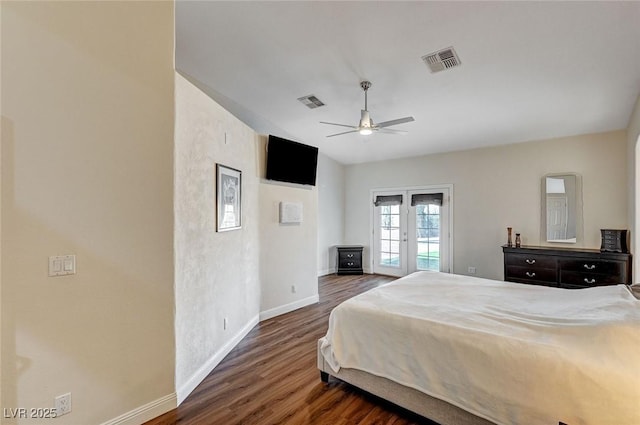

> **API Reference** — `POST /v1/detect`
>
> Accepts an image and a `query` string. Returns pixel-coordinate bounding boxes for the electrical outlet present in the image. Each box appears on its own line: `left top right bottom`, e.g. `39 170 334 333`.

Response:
468 266 476 275
55 393 72 416
223 317 228 330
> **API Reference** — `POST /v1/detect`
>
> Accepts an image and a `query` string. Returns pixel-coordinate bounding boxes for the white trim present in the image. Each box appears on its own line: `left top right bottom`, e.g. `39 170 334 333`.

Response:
259 294 319 321
176 314 259 405
100 393 177 425
370 189 409 277
317 267 335 276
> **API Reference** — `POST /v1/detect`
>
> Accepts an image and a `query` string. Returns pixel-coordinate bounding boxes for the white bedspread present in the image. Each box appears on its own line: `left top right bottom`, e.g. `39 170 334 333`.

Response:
320 271 640 425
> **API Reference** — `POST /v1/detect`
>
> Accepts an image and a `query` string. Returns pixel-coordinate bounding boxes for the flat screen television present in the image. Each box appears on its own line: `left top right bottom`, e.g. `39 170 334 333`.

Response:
266 135 318 186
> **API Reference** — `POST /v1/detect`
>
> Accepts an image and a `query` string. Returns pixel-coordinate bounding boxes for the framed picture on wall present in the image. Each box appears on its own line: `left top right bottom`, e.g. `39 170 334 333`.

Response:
216 164 242 232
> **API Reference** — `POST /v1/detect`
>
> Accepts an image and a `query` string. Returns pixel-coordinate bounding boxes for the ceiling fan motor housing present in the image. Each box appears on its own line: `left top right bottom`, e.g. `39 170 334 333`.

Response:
359 110 372 128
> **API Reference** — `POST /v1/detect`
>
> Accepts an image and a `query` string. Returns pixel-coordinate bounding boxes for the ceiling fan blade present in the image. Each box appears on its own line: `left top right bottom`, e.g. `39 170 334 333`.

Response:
377 127 409 135
376 116 415 128
320 121 358 129
326 130 359 138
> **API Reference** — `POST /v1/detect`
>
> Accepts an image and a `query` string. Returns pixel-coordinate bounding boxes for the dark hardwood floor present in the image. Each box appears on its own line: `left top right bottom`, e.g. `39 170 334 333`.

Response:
144 274 437 425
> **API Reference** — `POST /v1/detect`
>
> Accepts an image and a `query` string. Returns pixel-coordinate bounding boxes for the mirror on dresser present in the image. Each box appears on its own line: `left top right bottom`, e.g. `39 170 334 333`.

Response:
541 173 583 244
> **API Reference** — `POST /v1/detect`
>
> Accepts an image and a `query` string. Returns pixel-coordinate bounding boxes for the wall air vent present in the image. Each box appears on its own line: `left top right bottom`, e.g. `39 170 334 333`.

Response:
421 47 461 73
297 94 325 109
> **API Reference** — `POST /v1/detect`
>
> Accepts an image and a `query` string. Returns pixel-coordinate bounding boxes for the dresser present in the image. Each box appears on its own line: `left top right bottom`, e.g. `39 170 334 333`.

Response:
502 245 632 289
336 245 364 275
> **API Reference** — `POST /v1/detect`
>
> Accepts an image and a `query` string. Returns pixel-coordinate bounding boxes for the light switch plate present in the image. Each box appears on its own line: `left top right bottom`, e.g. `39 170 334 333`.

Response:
49 255 76 277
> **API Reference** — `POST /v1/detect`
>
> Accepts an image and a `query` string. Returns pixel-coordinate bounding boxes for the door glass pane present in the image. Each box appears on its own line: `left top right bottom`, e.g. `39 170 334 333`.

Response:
380 204 400 268
416 204 440 271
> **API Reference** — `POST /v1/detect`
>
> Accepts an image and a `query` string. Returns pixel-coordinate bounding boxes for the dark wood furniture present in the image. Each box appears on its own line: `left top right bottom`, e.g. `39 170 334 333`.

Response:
336 245 364 275
502 245 632 289
600 229 629 253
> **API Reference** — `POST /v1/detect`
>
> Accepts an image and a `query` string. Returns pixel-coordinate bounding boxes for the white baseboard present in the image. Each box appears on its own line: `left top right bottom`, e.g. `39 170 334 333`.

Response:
317 267 335 276
259 294 319 321
100 393 176 425
176 314 259 405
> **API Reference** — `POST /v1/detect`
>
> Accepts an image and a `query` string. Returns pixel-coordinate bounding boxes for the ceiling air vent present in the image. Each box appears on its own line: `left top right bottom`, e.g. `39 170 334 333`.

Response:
297 94 325 109
421 47 461 73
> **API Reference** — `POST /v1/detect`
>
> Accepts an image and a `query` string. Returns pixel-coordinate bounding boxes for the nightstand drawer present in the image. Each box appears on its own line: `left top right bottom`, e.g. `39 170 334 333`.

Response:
338 250 360 261
339 257 362 268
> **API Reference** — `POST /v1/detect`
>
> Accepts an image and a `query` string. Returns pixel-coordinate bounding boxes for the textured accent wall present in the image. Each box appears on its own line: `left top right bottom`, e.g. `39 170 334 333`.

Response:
174 73 261 400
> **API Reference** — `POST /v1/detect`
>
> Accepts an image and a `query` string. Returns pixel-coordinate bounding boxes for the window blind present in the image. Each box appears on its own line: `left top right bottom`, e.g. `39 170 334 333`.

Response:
374 195 403 206
410 193 443 206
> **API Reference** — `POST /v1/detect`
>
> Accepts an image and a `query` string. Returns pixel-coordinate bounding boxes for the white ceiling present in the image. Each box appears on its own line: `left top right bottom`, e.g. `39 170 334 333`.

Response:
176 1 640 165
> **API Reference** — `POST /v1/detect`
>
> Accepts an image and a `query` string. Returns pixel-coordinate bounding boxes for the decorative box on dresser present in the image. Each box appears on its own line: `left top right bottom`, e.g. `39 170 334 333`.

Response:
336 245 364 275
502 245 632 289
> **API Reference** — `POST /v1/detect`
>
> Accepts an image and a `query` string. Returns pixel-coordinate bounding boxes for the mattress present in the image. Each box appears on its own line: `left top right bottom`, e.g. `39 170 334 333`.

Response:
320 271 640 425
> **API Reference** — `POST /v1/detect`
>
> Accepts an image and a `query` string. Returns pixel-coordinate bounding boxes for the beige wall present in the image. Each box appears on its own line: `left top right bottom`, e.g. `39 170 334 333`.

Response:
174 73 261 403
627 94 640 283
257 137 319 319
345 130 628 281
1 2 175 424
317 153 345 275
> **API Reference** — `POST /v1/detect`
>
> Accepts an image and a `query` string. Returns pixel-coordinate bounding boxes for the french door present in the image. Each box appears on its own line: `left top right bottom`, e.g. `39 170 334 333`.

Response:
371 186 452 277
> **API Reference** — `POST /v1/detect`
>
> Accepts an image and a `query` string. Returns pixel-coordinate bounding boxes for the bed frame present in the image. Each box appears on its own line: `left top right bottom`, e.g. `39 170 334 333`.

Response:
317 340 495 425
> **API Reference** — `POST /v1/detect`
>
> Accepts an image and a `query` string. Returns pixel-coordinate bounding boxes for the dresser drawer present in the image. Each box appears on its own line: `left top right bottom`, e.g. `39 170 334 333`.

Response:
559 271 622 287
559 259 623 275
505 253 556 269
506 265 557 285
503 245 632 288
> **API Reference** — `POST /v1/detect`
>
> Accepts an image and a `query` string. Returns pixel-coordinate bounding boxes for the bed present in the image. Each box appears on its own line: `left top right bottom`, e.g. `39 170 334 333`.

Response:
318 271 640 425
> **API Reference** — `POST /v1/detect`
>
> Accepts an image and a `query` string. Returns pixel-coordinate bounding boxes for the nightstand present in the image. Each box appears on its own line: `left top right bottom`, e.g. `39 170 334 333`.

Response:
336 246 364 275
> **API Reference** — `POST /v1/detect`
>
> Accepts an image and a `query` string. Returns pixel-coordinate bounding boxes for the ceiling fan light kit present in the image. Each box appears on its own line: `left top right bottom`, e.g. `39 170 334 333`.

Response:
320 80 414 138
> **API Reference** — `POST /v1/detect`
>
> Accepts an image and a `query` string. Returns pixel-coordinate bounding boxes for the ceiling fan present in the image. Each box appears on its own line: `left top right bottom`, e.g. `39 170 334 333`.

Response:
320 80 414 138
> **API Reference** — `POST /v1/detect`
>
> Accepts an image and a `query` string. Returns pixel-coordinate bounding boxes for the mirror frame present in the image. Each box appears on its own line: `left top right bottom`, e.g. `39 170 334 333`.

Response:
540 173 583 244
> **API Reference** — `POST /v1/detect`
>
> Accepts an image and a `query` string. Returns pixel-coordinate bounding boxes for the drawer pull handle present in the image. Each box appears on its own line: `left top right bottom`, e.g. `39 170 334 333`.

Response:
583 264 596 270
347 254 353 258
525 259 536 265
347 262 354 266
525 272 536 278
584 278 596 284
